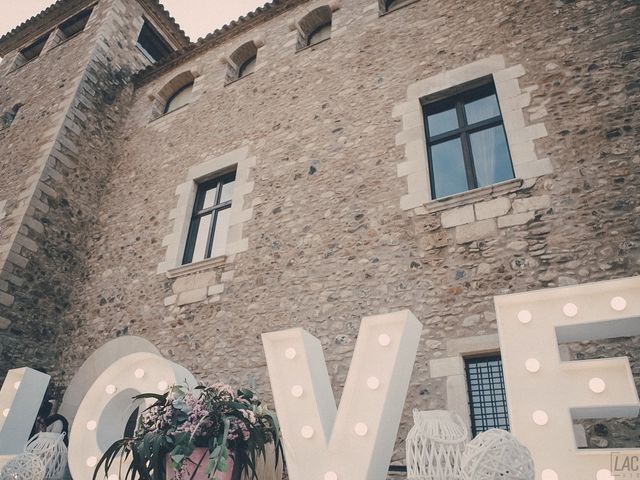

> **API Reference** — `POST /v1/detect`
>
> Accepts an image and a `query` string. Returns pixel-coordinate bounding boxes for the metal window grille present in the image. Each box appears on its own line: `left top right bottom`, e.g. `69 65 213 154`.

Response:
465 355 510 437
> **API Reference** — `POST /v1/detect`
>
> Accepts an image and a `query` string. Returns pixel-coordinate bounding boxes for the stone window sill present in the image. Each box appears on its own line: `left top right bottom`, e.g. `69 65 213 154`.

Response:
224 71 255 87
295 36 331 54
379 0 421 16
149 102 190 123
48 29 87 52
166 255 227 279
423 178 524 214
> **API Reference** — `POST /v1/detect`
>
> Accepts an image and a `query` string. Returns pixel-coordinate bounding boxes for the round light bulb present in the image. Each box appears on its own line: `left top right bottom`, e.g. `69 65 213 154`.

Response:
532 410 549 426
134 368 145 379
285 348 297 360
597 469 614 480
517 310 532 324
354 423 368 436
563 302 578 317
610 296 627 312
105 384 117 395
589 377 606 394
541 470 558 480
2 408 9 417
525 358 540 373
378 334 391 347
86 420 97 431
367 376 380 390
157 380 169 391
291 385 304 398
301 426 314 439
324 472 338 480
86 456 98 467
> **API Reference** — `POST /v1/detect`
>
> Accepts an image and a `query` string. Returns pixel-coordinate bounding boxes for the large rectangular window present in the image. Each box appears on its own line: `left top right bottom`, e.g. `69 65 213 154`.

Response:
182 172 235 265
423 80 514 199
136 20 172 64
465 355 510 437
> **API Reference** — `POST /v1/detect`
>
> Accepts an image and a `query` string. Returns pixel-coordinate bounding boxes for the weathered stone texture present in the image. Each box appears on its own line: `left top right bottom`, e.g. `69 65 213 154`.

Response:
0 0 638 461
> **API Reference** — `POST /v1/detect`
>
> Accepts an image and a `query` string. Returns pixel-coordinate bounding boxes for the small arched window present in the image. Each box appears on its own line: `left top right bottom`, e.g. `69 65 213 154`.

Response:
164 82 193 114
239 55 257 78
226 41 260 84
151 71 197 120
380 0 417 14
297 5 333 50
308 22 332 47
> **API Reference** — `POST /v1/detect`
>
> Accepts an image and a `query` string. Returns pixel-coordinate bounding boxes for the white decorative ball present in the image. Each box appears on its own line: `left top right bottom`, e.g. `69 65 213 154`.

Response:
0 453 46 480
461 429 534 480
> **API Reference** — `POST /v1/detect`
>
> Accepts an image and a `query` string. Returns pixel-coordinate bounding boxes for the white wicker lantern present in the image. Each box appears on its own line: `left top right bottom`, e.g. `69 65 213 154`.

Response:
0 453 46 480
461 429 534 480
406 410 468 480
24 432 68 480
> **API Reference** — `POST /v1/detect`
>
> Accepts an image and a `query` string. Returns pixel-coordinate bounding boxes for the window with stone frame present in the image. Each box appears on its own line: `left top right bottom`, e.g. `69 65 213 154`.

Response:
12 32 50 70
0 103 23 130
379 0 419 14
164 82 193 114
182 171 236 265
296 5 333 50
464 354 510 437
136 19 172 64
225 41 259 84
50 6 94 47
422 78 514 199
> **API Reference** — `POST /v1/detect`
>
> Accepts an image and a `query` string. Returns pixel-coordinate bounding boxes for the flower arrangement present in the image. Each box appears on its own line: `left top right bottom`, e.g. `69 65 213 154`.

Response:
94 383 282 480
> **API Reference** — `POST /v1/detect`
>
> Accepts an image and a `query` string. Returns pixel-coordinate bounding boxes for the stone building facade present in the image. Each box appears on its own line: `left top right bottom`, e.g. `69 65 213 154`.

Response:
0 0 638 465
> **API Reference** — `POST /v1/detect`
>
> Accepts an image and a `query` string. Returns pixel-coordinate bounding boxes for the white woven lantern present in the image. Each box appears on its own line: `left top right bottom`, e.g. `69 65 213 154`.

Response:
461 429 534 480
24 432 68 480
0 453 46 480
406 410 468 480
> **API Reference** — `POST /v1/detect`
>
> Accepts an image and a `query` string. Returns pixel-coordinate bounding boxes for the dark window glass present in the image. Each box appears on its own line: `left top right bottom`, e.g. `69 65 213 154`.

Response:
308 22 332 46
183 172 236 265
465 355 510 437
430 138 467 198
423 81 514 199
426 108 458 137
136 20 172 63
239 55 257 78
59 7 93 39
20 33 49 61
163 82 193 114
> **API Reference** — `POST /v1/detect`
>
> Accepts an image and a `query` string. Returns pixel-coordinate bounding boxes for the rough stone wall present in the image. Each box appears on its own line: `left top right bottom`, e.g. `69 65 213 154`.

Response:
0 0 637 465
0 0 163 390
55 0 640 459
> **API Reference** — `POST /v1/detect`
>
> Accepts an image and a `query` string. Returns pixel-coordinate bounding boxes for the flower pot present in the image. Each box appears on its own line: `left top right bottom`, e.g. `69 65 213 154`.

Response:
166 448 234 480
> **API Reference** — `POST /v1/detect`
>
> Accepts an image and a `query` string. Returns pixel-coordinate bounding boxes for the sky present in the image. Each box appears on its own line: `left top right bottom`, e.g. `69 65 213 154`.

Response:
0 0 268 41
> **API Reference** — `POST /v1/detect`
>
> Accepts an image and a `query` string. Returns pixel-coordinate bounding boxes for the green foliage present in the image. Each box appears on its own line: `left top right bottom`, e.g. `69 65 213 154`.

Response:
93 384 283 480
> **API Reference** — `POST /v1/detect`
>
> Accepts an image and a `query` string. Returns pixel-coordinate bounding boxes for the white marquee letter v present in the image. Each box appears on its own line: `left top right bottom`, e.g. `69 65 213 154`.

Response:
262 310 422 480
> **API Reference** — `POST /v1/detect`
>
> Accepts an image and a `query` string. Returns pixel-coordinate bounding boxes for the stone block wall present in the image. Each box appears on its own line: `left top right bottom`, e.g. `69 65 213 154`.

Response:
1 0 638 462
54 0 639 456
